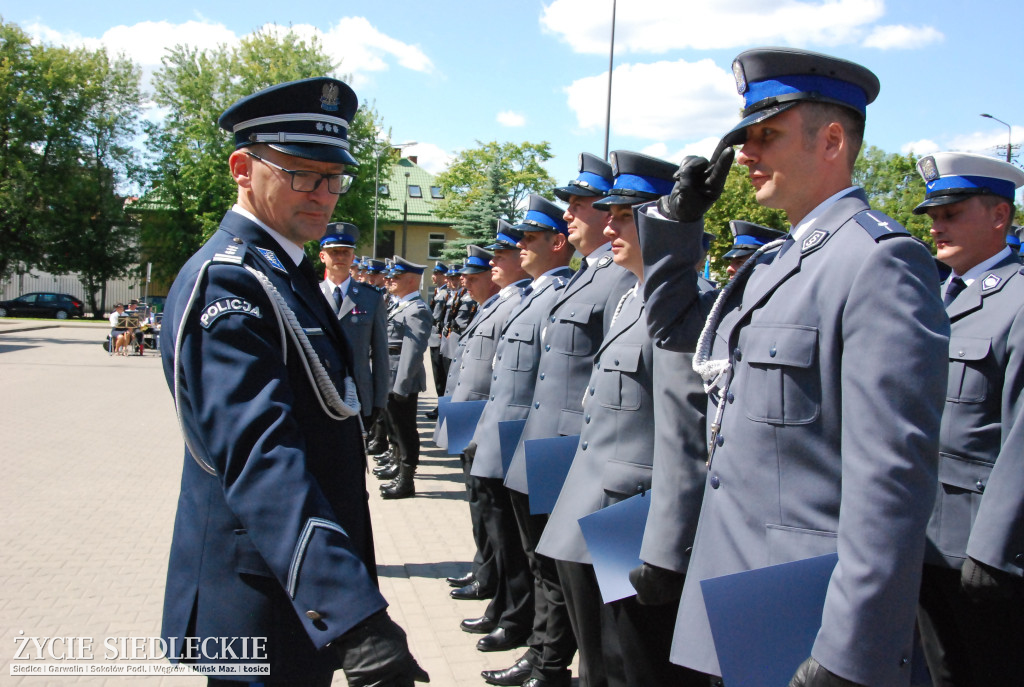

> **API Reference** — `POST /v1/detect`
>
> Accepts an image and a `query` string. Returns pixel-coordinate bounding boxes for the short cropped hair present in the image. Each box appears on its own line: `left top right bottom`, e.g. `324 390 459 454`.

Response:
799 102 865 169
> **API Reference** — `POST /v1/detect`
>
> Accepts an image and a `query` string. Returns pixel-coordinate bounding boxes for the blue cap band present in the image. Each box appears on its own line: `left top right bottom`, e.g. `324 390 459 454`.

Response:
733 234 767 247
496 232 520 246
524 209 566 233
576 170 613 193
744 74 868 115
1007 234 1021 248
466 255 489 268
926 174 1016 200
611 173 674 197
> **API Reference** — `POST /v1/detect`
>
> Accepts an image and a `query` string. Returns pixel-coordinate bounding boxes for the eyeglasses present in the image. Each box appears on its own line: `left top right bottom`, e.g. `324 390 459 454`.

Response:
246 152 354 195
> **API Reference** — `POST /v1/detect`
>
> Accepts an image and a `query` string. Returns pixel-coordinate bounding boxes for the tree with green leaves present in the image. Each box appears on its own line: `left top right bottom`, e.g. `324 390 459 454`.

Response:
139 29 391 284
853 145 932 247
436 140 556 224
441 162 505 261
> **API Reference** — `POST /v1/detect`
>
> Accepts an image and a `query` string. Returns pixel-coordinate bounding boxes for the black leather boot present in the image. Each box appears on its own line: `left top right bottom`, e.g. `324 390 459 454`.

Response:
373 461 399 480
380 466 415 499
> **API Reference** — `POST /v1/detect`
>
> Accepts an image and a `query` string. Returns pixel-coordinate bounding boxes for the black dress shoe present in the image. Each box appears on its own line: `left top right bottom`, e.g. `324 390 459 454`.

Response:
482 657 534 685
476 626 529 652
425 407 438 419
373 462 399 480
447 572 475 587
460 615 497 634
450 579 494 600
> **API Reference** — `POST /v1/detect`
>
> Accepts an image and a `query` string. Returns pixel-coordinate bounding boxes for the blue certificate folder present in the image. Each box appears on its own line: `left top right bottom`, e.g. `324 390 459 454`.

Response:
578 493 651 603
443 400 487 455
498 419 527 476
700 552 838 687
432 396 451 447
524 435 580 514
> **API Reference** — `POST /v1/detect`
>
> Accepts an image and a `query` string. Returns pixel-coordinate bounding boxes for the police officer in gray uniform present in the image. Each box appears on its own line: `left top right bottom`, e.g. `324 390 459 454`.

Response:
911 152 1024 686
537 151 703 686
159 77 426 686
380 256 432 499
469 195 575 683
639 47 949 686
722 220 787 280
426 262 450 419
501 154 633 687
319 224 389 434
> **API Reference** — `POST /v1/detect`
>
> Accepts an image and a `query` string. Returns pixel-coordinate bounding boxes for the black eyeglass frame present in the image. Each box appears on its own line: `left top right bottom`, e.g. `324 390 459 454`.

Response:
246 151 354 195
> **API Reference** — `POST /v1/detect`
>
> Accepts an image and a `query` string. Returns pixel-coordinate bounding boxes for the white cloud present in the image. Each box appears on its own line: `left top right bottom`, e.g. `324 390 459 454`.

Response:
541 0 887 54
862 24 943 49
566 59 741 143
901 139 939 156
402 143 451 175
497 111 527 127
23 17 432 91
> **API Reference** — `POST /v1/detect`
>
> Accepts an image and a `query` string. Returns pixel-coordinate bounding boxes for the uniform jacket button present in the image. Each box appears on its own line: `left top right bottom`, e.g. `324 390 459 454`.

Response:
976 480 985 492
539 372 545 380
581 441 588 450
545 344 551 351
716 435 724 446
726 392 735 403
710 475 721 489
550 315 556 322
733 348 742 361
306 610 323 620
534 402 540 409
585 414 591 423
589 387 595 395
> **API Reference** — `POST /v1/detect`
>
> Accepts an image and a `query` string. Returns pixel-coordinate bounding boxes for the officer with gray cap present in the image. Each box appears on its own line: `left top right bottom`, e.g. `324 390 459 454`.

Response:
639 47 948 686
722 220 787 280
912 152 1024 685
160 77 427 686
426 261 451 419
319 224 389 437
378 255 432 499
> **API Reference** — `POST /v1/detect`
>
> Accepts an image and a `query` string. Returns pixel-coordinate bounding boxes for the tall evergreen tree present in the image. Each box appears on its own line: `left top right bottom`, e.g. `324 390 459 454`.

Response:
442 163 505 262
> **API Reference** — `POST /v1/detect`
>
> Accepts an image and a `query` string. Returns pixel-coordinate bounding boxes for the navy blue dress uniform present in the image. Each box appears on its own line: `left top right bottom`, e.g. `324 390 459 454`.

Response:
640 48 949 686
319 226 389 425
380 256 433 499
160 77 426 685
911 152 1024 685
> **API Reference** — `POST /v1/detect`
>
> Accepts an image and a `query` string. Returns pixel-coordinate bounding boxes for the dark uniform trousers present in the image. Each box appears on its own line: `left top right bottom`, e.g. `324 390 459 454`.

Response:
462 444 496 594
478 479 535 632
386 392 420 468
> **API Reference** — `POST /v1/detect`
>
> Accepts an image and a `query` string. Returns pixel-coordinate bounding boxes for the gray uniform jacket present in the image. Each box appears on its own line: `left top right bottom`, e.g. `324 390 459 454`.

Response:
387 295 432 396
536 286 655 563
446 280 530 401
640 189 949 686
428 285 448 348
504 244 635 494
470 268 574 480
320 279 389 413
927 252 1024 575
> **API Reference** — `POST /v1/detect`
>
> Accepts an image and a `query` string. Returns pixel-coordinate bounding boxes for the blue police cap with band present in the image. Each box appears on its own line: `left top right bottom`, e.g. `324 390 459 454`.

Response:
723 220 787 259
1007 229 1021 252
553 152 614 201
517 194 569 236
913 152 1024 214
722 47 880 146
219 77 359 165
390 255 425 275
592 150 677 210
364 259 387 274
446 264 463 277
320 222 360 249
433 262 449 274
486 219 525 250
460 245 494 274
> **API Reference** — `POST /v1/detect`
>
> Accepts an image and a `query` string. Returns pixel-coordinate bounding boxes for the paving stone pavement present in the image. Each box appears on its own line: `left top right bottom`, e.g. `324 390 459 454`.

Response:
0 323 570 686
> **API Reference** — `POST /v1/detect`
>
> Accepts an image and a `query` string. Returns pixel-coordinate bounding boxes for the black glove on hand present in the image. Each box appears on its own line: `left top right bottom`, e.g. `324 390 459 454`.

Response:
628 562 686 606
788 657 863 687
961 556 1019 603
657 145 735 223
335 610 430 687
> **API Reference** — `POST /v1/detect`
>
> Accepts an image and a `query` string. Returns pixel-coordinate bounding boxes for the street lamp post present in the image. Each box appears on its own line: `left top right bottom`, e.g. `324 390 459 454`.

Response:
980 113 1013 163
350 138 416 258
603 0 616 159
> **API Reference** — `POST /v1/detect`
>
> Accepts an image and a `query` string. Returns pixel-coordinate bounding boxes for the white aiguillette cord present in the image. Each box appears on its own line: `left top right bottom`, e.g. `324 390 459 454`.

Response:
692 238 786 468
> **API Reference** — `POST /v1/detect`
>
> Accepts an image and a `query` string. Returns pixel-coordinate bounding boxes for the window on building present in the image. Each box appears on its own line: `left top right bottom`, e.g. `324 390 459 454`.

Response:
430 186 444 199
408 185 422 198
428 233 447 260
376 230 395 259
378 183 389 196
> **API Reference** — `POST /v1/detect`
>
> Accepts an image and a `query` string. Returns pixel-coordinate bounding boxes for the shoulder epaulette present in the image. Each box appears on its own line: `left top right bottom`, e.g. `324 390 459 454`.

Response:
853 210 909 242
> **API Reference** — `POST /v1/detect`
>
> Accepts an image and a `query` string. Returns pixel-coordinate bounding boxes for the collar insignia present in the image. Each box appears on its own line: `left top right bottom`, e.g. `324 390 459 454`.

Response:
801 229 829 253
982 274 1002 291
597 255 613 267
255 247 287 274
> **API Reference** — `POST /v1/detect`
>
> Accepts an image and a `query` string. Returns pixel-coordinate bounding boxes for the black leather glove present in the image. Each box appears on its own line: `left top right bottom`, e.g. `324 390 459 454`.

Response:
788 657 863 687
334 610 430 687
961 556 1020 603
657 144 735 223
628 562 686 606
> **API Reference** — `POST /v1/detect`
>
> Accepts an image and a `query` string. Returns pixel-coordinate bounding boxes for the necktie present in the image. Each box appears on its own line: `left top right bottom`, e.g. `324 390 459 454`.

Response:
943 277 966 307
333 285 343 312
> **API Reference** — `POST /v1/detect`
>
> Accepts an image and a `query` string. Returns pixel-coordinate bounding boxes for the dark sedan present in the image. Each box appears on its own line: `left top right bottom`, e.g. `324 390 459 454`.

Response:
0 292 85 319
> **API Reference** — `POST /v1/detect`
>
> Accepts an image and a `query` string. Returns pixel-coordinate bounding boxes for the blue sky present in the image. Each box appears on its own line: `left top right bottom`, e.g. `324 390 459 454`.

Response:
7 0 1023 200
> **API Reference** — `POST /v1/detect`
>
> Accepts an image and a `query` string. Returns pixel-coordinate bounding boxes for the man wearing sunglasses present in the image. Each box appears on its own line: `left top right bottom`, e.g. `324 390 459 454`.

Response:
159 77 427 687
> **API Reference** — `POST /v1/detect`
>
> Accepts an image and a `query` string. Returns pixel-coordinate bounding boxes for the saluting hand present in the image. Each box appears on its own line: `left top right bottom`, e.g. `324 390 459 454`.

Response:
657 143 735 223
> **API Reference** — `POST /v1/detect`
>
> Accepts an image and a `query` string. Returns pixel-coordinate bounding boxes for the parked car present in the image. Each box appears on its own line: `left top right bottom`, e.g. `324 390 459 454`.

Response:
0 292 85 319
